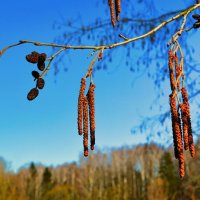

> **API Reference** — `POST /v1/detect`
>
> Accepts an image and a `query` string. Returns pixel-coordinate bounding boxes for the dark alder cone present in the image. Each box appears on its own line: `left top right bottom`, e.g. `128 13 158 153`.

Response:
37 53 46 71
37 63 45 71
78 78 86 135
26 51 40 64
192 14 200 20
83 97 89 157
27 88 39 101
168 50 176 91
87 83 96 150
193 21 200 29
108 0 116 27
37 78 45 89
32 71 40 80
40 53 47 60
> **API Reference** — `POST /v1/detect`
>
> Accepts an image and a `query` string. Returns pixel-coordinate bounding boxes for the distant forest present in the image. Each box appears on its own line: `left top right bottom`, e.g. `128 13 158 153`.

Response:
0 141 200 200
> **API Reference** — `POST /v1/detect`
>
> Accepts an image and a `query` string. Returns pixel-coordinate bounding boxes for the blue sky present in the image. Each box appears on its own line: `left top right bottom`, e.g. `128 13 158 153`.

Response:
0 0 198 171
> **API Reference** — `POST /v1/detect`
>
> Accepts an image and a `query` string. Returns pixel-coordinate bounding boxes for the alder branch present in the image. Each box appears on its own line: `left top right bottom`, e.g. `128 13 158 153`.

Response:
0 4 199 57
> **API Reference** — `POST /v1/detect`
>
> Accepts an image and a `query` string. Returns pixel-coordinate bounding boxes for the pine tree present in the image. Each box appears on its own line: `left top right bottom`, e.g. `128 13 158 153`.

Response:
159 151 177 199
40 167 53 199
27 162 37 200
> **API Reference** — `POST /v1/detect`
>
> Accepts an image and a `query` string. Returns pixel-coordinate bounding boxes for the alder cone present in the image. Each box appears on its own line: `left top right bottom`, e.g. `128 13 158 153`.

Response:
193 21 200 29
27 88 39 101
26 51 40 63
37 78 45 89
37 53 46 71
192 14 200 20
32 71 40 79
37 63 45 71
39 53 47 60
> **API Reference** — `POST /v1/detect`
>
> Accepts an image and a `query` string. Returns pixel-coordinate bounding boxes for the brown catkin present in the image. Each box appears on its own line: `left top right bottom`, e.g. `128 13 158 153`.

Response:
168 50 176 91
87 83 96 150
78 78 86 135
83 96 89 157
169 95 185 177
169 95 178 158
174 53 181 91
179 153 185 178
179 104 189 150
115 0 121 21
181 87 195 157
108 0 116 27
169 95 180 159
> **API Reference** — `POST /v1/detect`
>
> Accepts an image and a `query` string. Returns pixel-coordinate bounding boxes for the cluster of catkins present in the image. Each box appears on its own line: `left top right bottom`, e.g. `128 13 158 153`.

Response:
108 0 121 27
78 78 96 156
168 50 195 178
26 52 46 100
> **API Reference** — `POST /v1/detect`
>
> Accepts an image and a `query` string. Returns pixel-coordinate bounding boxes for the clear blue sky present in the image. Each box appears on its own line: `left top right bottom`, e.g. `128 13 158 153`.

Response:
0 0 198 171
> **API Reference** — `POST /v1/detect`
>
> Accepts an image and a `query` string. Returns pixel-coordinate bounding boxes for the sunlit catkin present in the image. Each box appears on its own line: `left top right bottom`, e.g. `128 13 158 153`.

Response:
78 78 86 135
108 0 116 27
180 104 189 150
87 83 96 150
83 96 89 157
178 153 185 178
181 87 195 157
169 95 185 178
168 50 176 91
174 53 181 91
115 0 121 21
169 95 181 159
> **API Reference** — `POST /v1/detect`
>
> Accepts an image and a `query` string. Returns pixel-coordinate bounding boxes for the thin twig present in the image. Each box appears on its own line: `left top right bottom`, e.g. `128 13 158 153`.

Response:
1 4 199 55
40 47 66 78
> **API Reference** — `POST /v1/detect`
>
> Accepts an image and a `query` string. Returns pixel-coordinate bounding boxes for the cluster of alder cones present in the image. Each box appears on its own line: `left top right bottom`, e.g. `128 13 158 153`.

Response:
26 52 46 101
168 50 195 178
108 0 121 27
78 78 96 157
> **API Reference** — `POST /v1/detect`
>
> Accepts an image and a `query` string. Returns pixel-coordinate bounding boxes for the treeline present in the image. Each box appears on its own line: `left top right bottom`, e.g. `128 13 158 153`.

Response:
0 142 200 200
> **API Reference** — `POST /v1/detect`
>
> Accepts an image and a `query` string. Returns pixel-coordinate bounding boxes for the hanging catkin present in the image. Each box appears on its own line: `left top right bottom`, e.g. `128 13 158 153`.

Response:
181 88 195 157
83 96 89 157
178 154 185 178
169 95 182 158
87 83 96 150
78 78 86 135
115 0 121 21
169 94 185 178
179 104 189 150
108 0 116 27
174 53 181 91
168 50 176 91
